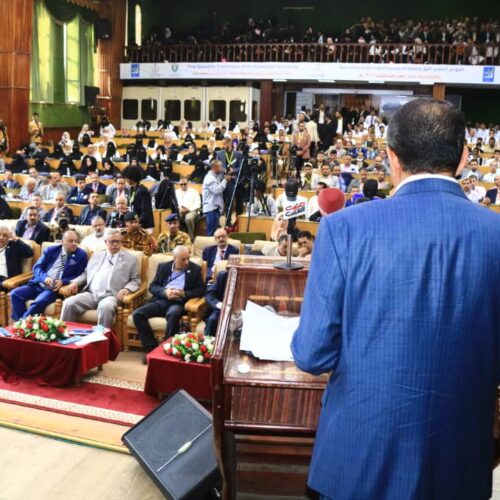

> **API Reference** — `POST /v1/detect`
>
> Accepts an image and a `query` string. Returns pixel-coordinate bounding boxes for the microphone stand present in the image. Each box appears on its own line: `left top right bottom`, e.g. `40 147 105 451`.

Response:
274 218 304 271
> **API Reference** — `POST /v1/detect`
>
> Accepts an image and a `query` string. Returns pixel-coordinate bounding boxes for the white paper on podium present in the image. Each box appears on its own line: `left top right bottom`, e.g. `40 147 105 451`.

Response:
240 301 299 361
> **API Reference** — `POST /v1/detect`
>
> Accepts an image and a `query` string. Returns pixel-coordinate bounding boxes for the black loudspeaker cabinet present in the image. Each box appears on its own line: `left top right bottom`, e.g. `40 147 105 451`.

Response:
122 390 221 499
95 18 112 40
84 86 100 107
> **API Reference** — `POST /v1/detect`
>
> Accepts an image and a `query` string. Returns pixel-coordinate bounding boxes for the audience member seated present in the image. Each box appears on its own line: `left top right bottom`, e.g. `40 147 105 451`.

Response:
307 182 328 221
377 169 392 190
11 230 87 320
78 192 107 225
461 159 483 180
120 211 155 256
157 213 191 254
27 166 47 189
461 177 481 203
175 177 201 241
43 193 75 225
317 164 340 188
20 194 46 220
249 183 278 217
86 172 107 196
204 270 228 336
18 178 40 201
105 175 129 204
1 170 20 189
483 161 500 183
300 163 320 190
57 156 77 177
132 245 205 360
39 172 70 201
264 234 288 257
0 226 34 292
202 228 239 281
106 195 129 228
101 159 119 178
0 197 12 219
348 168 368 193
486 176 500 205
15 206 50 245
79 155 98 176
469 175 486 200
80 216 107 252
123 165 155 230
297 230 314 259
61 229 140 328
67 175 91 204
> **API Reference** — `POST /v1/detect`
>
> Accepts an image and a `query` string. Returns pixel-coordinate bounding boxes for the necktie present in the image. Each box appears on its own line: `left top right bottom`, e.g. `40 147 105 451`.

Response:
55 253 68 280
220 249 225 260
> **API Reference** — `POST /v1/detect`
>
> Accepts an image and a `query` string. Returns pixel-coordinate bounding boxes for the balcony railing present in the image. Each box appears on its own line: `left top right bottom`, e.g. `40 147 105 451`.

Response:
124 42 500 66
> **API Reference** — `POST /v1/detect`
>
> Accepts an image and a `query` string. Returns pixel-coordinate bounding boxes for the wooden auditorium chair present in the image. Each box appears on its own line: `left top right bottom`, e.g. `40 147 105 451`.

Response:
56 249 147 344
121 253 207 351
0 240 40 326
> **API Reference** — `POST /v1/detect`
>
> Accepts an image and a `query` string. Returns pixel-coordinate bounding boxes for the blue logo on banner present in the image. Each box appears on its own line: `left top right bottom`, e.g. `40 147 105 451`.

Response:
483 67 494 82
131 64 140 78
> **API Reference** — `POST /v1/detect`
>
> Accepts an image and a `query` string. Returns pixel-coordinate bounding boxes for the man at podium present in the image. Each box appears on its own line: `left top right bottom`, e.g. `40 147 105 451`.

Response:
292 99 500 500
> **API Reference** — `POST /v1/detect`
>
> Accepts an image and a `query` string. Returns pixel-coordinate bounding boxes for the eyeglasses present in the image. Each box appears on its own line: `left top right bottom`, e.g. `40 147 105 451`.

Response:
107 240 121 245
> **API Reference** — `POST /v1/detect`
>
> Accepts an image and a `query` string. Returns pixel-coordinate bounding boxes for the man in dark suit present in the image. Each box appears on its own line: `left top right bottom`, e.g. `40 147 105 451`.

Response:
67 175 91 204
43 193 75 225
485 175 500 204
1 170 20 189
78 193 107 226
292 99 500 499
0 226 34 291
86 172 107 195
318 114 337 150
123 165 154 229
204 270 228 336
202 228 239 281
133 245 205 356
15 206 50 245
11 230 88 320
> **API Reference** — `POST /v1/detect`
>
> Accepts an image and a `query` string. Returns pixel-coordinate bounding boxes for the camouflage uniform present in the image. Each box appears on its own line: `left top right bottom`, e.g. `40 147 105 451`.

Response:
156 230 191 253
120 227 154 256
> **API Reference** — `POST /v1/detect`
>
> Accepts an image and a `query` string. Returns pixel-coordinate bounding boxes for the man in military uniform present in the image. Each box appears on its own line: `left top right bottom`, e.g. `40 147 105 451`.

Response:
157 213 191 253
120 211 156 256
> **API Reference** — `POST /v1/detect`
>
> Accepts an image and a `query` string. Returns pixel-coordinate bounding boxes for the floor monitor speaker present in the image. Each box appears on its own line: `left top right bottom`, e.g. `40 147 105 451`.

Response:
122 390 220 499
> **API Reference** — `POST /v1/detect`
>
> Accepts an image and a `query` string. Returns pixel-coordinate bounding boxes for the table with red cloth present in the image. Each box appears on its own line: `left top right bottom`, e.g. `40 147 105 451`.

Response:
0 322 121 387
144 343 211 401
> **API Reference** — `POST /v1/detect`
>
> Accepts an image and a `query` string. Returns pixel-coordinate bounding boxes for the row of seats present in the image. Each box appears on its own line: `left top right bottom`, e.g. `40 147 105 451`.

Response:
0 236 284 350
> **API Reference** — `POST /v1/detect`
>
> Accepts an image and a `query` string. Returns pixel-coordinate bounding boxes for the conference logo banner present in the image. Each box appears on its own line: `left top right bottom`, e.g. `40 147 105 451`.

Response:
121 62 500 85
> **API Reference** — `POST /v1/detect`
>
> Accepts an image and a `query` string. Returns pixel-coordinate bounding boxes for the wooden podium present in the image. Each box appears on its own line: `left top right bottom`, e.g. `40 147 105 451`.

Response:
211 255 328 499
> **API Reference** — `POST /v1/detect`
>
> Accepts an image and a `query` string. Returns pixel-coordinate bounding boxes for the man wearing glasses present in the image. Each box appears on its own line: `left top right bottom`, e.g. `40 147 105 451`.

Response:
60 228 140 328
175 177 201 241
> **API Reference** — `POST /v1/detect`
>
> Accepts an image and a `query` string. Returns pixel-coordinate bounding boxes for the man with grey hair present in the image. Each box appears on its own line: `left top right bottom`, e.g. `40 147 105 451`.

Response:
61 228 140 328
133 245 205 359
80 216 107 252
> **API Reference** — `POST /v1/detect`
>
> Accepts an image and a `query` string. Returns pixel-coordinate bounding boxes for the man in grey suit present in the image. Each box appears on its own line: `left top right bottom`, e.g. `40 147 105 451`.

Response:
61 228 140 328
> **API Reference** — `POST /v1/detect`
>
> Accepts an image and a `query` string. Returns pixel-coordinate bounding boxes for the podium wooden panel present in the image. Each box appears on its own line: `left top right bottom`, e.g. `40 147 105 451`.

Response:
211 255 327 499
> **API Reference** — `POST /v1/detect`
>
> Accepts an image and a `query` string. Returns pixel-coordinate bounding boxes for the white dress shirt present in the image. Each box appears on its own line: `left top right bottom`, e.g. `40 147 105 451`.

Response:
0 246 7 278
175 187 201 212
90 252 117 295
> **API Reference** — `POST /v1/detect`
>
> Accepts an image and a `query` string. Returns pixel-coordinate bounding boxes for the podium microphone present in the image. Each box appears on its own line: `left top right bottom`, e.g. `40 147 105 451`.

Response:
274 178 307 271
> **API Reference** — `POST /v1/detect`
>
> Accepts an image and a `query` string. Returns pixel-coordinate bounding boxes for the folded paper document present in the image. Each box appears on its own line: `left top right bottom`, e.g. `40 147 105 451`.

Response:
240 300 299 361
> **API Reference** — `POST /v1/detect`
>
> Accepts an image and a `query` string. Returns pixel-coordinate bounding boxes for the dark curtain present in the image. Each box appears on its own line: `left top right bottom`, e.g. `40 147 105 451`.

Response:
43 0 97 24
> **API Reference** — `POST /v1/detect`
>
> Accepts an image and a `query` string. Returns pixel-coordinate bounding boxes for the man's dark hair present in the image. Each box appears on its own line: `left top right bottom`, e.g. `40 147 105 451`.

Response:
387 98 465 175
363 179 379 199
297 230 314 241
123 165 143 183
316 181 328 189
278 234 288 245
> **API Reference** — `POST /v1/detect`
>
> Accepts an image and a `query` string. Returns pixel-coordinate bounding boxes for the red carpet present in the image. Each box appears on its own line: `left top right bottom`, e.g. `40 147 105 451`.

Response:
0 375 159 426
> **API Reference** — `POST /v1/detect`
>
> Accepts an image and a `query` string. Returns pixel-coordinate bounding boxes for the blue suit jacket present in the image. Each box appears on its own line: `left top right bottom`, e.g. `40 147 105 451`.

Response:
292 178 500 500
202 244 239 280
29 245 88 287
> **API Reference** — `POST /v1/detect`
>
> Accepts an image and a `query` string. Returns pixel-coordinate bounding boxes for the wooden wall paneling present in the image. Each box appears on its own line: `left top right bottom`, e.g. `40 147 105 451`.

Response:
0 0 33 151
96 0 127 128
